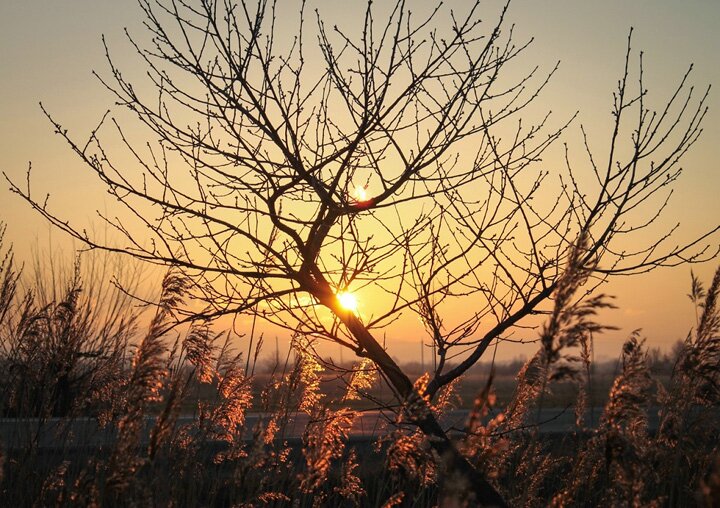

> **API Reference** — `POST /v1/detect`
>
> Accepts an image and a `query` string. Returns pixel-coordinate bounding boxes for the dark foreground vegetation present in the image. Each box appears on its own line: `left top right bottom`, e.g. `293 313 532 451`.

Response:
0 228 718 507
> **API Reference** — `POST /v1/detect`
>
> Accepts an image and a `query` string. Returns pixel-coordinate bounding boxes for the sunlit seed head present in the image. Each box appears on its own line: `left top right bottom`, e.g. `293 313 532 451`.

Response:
352 186 368 202
337 291 358 312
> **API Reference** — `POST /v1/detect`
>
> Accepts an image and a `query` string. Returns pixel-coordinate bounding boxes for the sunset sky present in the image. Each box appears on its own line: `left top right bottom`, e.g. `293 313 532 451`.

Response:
1 0 719 363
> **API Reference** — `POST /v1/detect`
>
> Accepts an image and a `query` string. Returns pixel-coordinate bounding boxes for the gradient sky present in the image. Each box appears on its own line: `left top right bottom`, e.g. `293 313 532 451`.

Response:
1 0 719 362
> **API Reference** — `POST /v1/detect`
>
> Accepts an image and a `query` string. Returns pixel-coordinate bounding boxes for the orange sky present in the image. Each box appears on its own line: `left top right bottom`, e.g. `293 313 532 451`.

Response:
1 0 719 363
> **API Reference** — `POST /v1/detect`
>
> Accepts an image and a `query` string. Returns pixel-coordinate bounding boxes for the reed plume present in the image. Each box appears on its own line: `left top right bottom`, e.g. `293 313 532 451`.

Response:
104 267 189 498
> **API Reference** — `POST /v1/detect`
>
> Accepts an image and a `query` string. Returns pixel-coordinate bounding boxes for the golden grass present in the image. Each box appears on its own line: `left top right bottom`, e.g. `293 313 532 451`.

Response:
0 228 718 506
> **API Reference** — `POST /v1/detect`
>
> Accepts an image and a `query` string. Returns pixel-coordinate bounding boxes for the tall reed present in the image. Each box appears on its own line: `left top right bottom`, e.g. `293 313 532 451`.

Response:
0 224 718 507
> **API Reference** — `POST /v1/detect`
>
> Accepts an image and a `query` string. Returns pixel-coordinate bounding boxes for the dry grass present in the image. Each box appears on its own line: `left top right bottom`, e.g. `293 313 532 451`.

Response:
0 228 718 506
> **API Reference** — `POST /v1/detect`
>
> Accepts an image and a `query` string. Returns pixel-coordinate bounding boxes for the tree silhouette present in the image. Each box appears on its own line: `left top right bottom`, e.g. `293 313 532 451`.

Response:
6 0 717 504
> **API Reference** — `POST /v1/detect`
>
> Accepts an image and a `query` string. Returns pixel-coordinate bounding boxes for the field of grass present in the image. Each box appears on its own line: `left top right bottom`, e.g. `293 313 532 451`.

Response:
0 227 718 507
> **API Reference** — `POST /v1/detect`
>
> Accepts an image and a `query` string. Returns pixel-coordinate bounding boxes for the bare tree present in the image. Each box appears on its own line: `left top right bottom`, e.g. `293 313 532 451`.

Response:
5 0 717 504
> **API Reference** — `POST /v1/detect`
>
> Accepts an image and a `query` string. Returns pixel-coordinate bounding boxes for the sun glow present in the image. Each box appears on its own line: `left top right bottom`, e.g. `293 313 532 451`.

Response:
352 186 368 202
336 291 358 312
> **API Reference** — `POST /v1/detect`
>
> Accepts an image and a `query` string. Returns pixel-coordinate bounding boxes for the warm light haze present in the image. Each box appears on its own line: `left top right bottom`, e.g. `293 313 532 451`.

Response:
2 2 719 504
1 0 719 364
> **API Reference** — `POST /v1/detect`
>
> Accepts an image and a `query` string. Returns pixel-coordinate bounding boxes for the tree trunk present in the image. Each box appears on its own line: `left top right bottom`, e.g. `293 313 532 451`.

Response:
339 307 507 506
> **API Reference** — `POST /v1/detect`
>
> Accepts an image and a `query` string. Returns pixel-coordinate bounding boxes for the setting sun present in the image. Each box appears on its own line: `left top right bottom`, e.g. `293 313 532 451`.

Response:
336 291 358 312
